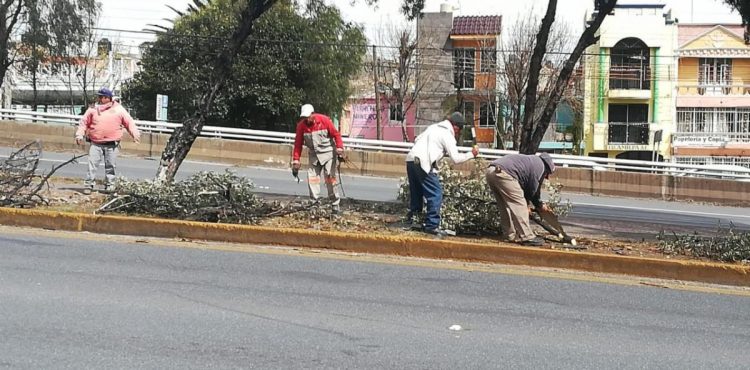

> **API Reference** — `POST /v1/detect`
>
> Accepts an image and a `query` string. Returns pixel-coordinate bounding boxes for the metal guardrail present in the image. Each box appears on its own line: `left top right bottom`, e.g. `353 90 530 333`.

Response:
2 108 750 181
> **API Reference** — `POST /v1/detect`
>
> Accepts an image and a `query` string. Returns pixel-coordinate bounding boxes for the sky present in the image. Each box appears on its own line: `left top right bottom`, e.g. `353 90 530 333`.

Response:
98 0 743 48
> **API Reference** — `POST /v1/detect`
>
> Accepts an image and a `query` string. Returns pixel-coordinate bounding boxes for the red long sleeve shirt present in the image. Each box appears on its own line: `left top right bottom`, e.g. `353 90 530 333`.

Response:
292 113 343 161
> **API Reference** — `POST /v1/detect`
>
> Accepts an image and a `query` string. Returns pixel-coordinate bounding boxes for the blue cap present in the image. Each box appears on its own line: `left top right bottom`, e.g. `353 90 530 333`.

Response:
96 87 113 98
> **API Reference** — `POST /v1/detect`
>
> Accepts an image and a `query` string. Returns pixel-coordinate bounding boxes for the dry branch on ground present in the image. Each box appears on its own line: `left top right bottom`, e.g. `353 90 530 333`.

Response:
0 141 84 208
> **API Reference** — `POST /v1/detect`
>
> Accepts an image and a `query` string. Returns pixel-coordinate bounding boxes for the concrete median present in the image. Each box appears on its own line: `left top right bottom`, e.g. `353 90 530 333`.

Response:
2 120 750 205
0 207 748 287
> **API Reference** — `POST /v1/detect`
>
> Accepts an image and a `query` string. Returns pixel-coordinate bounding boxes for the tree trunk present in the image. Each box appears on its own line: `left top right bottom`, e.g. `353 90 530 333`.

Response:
0 1 23 91
519 0 617 153
517 0 557 154
154 0 277 183
31 68 38 111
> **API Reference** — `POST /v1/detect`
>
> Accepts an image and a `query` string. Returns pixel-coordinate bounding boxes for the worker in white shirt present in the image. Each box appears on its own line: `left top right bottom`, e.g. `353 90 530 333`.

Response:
404 112 479 236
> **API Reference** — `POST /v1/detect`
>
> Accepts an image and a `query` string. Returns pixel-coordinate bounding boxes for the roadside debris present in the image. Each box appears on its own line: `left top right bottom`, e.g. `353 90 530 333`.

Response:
657 225 750 262
0 141 84 208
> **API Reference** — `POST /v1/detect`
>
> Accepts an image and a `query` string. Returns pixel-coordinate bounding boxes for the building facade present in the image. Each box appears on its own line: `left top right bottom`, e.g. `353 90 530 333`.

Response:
672 24 750 169
9 39 141 115
339 96 417 141
416 9 502 145
582 4 677 160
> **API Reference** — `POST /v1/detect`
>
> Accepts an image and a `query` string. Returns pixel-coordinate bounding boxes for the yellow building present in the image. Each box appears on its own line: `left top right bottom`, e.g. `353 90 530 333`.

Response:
582 4 677 160
672 24 750 168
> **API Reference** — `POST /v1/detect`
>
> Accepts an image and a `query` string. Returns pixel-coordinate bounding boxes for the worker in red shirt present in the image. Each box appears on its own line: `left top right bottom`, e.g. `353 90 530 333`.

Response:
292 104 345 215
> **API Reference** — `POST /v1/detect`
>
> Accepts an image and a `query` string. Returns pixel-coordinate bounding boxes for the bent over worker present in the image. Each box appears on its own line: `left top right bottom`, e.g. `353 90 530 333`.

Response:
75 87 140 194
485 153 556 246
291 104 344 214
405 112 479 237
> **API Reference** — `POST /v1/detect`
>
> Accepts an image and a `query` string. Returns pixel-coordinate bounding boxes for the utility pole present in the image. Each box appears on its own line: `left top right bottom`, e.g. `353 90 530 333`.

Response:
372 45 382 140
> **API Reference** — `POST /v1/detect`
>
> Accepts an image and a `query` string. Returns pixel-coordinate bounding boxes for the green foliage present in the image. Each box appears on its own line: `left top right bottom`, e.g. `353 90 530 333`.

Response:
398 159 570 235
657 225 750 263
124 0 366 131
399 0 426 20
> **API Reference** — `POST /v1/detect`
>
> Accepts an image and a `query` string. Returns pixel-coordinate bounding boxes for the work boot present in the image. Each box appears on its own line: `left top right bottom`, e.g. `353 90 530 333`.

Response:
400 219 423 231
424 228 455 238
521 236 545 247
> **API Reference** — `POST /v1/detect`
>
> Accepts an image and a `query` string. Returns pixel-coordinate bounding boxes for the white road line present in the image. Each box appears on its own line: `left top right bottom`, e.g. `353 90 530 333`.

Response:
574 202 750 219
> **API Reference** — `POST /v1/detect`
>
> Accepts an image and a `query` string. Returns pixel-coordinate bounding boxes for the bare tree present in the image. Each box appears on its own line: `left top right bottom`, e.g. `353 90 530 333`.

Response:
377 24 419 141
0 1 24 91
498 8 569 150
368 21 444 141
518 0 618 154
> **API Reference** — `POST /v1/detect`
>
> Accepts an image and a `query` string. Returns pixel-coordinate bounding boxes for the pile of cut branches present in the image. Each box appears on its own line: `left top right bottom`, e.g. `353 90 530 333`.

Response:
98 171 284 224
0 141 83 208
657 225 750 263
398 159 571 235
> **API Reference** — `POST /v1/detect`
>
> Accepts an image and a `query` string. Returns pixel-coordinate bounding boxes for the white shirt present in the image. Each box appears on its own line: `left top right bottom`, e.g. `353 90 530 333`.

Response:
405 120 474 174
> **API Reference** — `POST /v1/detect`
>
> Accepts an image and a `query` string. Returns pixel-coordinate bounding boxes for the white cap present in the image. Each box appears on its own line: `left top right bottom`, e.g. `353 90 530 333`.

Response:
300 104 314 118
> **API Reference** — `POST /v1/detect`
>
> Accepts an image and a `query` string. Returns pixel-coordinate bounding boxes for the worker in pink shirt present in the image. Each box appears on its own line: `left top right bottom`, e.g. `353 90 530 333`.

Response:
75 87 140 194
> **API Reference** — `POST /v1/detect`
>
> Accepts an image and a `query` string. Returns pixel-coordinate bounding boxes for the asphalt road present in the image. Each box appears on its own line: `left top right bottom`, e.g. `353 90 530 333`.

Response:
1 229 749 369
2 147 749 231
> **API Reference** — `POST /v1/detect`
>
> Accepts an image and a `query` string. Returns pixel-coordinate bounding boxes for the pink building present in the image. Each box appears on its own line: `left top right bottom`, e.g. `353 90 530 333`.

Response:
339 97 417 142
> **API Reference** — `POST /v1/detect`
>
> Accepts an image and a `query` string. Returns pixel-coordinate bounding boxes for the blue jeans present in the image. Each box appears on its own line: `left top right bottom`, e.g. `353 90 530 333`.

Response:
406 161 443 231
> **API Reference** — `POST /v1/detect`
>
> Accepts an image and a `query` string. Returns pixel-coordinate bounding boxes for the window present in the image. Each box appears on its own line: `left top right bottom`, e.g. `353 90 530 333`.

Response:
698 58 732 95
480 48 496 73
461 101 475 126
609 38 650 90
460 101 476 143
674 156 750 169
453 48 475 89
676 107 750 134
479 102 497 128
389 103 404 121
608 103 649 144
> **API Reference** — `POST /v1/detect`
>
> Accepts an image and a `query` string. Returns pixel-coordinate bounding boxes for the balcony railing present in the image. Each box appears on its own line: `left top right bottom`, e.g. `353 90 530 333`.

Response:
609 66 651 90
677 83 750 96
608 122 650 145
672 132 750 144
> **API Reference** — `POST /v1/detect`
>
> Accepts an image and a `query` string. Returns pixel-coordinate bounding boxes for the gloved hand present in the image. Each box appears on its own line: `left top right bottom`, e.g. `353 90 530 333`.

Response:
291 160 301 180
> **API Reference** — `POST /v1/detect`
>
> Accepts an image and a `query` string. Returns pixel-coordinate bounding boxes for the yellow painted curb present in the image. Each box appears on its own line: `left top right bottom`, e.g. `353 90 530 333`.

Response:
1 207 748 287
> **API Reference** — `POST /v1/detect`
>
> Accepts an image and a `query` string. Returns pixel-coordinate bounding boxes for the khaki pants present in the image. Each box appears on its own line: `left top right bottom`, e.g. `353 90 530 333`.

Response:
307 155 341 210
485 166 535 242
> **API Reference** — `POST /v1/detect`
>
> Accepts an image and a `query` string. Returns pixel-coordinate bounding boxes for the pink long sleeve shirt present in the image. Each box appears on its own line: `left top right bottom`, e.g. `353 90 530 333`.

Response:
75 102 140 144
